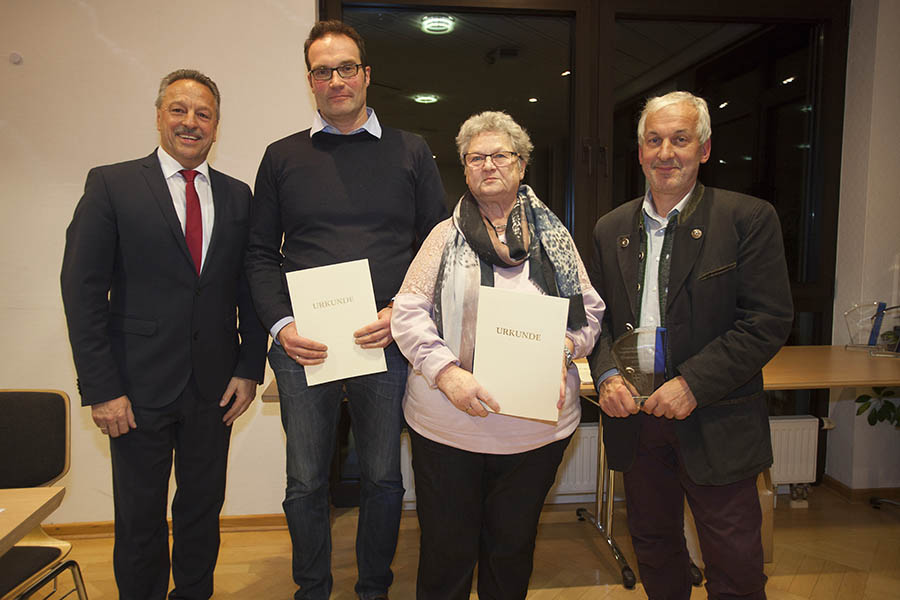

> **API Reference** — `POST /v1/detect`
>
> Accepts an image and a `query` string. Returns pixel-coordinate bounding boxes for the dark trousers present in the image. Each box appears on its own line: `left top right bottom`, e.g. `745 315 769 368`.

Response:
109 376 232 600
623 413 766 600
409 428 571 600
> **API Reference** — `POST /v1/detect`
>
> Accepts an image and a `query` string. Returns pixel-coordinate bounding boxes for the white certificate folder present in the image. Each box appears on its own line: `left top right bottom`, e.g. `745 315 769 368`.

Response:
285 259 386 386
473 286 569 422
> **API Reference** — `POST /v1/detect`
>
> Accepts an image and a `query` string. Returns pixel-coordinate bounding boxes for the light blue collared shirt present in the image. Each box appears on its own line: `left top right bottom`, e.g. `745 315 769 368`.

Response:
309 106 382 139
271 107 383 342
638 187 693 329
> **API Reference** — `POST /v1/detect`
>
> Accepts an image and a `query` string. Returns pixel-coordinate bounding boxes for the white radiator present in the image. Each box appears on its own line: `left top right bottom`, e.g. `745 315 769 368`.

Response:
400 423 600 508
401 417 819 506
546 424 598 503
769 416 818 485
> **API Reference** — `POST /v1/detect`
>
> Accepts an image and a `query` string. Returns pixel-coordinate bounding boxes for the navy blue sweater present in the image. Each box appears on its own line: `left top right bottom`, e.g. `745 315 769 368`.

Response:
246 126 447 331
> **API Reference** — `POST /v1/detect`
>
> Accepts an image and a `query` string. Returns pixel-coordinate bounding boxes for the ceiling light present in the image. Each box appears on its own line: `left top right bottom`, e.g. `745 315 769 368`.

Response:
782 76 795 85
528 97 538 103
718 159 727 165
560 70 571 77
421 14 455 35
718 101 729 109
412 93 439 104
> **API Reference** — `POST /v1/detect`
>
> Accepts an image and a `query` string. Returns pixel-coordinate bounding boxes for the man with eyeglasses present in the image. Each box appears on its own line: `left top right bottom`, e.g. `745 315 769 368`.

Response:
245 19 447 600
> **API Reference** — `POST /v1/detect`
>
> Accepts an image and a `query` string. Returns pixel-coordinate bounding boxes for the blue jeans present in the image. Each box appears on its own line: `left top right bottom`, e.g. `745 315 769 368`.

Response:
269 342 407 600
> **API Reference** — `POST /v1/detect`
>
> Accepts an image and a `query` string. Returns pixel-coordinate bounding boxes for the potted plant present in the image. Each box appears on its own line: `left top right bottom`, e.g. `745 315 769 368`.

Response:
855 386 898 428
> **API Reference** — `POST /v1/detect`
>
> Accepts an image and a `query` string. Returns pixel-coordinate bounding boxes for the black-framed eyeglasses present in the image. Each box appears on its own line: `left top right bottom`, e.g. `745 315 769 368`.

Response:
309 63 364 81
463 151 520 168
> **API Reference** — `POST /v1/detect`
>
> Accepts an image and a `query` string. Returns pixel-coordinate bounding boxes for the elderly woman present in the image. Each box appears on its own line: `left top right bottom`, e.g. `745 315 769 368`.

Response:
391 111 605 599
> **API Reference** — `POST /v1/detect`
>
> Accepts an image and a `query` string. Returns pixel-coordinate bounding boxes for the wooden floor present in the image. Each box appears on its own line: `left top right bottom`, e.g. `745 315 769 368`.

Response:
55 486 900 599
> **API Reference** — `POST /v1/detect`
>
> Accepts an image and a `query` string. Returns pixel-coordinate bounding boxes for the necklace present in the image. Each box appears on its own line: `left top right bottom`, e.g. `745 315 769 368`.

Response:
483 198 519 236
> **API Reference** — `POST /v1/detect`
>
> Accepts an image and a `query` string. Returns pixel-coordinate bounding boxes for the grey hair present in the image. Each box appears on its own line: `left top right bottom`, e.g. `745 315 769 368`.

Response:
155 69 221 118
637 91 711 145
455 111 534 165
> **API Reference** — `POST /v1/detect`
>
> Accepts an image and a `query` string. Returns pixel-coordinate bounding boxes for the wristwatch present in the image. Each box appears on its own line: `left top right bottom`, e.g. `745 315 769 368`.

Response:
563 345 575 367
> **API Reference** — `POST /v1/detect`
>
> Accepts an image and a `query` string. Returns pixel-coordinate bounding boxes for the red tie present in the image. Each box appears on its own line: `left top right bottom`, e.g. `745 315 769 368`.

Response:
180 169 202 274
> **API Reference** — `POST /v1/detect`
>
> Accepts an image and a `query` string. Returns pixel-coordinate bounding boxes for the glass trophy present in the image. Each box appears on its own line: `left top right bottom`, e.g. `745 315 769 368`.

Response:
843 302 900 356
611 327 667 407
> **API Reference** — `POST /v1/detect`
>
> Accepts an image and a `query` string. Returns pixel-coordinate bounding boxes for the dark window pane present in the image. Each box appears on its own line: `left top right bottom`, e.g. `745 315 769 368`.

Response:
344 7 574 225
613 20 829 420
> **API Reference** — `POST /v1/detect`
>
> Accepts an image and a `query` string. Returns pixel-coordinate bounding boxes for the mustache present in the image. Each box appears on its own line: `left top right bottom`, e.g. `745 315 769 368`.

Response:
652 159 681 169
174 126 202 138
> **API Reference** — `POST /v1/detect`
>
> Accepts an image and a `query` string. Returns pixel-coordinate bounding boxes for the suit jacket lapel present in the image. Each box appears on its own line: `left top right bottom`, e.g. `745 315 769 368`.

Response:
204 168 229 279
615 205 643 324
667 184 708 311
140 152 197 275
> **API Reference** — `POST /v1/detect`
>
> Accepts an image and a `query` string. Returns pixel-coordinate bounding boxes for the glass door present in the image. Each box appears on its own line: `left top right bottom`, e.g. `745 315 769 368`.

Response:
322 0 602 253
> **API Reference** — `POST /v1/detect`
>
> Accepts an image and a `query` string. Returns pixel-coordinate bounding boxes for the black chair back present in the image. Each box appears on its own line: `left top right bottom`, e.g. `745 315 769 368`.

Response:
0 390 69 488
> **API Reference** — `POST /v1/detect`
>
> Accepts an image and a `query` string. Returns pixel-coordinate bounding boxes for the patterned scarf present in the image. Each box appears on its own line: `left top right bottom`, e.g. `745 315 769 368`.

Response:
434 185 586 370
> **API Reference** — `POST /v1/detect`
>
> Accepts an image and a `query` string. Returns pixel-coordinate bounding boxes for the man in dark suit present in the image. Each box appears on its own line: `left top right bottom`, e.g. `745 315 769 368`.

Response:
588 91 793 599
61 69 267 600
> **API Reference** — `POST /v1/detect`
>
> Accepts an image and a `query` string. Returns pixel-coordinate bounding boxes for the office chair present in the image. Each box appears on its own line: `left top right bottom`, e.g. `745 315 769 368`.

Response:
0 390 88 599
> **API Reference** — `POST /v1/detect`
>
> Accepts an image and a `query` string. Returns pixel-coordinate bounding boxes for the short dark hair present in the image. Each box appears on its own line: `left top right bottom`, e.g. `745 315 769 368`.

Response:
303 20 367 71
155 69 221 118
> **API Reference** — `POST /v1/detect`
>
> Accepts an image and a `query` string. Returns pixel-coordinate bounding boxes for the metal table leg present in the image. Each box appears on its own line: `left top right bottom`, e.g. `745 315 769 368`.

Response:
576 418 637 589
871 497 900 509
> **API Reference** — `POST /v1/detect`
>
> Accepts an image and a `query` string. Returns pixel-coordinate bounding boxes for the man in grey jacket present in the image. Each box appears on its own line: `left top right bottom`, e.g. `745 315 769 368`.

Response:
588 90 793 599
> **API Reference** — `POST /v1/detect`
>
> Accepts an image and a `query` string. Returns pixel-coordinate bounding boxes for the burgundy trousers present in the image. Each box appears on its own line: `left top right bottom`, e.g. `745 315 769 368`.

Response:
622 413 766 600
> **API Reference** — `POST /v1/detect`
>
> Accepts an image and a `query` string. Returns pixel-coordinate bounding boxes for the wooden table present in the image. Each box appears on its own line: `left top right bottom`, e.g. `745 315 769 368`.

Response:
578 344 900 395
761 345 900 389
262 344 900 401
0 487 65 556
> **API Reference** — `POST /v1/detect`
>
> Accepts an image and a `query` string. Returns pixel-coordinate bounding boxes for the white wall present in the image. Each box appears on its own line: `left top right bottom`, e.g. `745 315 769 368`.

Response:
827 0 900 489
0 0 317 523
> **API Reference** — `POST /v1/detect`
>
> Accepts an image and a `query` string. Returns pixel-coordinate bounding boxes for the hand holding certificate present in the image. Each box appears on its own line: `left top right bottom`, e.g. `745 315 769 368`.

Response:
285 259 387 386
472 286 570 422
